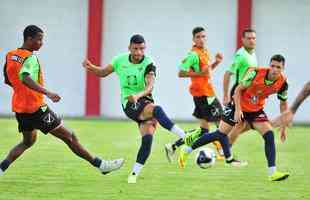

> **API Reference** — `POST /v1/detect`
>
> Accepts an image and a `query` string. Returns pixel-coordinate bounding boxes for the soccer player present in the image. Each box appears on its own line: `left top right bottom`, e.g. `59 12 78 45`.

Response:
82 34 186 184
164 27 224 162
0 25 124 177
223 28 258 145
180 55 290 181
272 81 310 127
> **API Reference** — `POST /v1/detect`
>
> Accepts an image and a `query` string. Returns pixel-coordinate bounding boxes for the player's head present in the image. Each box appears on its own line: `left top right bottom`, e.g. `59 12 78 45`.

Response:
269 54 285 78
129 34 145 62
192 26 206 48
23 25 44 51
242 28 256 50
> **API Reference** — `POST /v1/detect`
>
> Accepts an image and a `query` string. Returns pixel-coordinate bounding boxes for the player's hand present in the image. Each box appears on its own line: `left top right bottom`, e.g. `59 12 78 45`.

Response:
128 95 138 103
223 95 231 106
46 91 61 102
215 52 223 64
234 109 244 123
82 59 94 71
280 126 287 143
271 110 294 128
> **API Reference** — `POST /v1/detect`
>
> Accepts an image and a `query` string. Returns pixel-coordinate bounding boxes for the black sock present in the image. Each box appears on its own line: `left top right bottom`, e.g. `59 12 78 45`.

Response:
192 131 219 150
92 157 102 168
263 130 276 167
216 131 232 159
172 138 184 150
200 127 209 134
153 106 174 130
136 134 153 165
0 159 11 172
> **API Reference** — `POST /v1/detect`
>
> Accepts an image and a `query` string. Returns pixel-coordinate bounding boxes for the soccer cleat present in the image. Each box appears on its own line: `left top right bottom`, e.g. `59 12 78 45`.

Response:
164 143 175 163
99 158 125 175
269 171 290 181
128 173 137 184
226 158 248 167
178 146 190 169
0 169 3 176
184 128 203 146
212 141 225 160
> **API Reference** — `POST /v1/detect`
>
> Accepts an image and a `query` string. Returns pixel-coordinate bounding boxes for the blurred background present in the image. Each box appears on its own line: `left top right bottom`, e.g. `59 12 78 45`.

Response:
0 0 309 122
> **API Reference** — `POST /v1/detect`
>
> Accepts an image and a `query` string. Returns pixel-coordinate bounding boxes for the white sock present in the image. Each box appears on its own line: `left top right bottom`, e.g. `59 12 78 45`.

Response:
184 146 193 153
171 125 186 138
268 166 277 176
0 168 4 176
132 162 143 176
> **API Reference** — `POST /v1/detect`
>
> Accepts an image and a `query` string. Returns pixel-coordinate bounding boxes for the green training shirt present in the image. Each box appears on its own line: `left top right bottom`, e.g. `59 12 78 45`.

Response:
111 53 156 106
228 47 257 84
179 51 200 72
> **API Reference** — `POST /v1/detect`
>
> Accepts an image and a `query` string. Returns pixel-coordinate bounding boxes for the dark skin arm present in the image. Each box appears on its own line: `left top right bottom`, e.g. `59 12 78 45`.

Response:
23 74 61 102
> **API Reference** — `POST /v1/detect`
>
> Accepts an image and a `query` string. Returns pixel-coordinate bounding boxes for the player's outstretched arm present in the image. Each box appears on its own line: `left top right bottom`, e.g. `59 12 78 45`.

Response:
82 59 113 77
22 74 61 102
290 81 310 114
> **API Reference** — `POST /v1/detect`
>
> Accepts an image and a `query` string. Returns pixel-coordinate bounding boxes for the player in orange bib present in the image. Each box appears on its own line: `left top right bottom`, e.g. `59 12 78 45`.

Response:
0 25 124 177
233 54 290 181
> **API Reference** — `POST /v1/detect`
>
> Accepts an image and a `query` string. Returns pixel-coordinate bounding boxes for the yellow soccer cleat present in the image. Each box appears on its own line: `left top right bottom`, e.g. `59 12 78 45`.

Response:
178 146 190 169
269 171 290 181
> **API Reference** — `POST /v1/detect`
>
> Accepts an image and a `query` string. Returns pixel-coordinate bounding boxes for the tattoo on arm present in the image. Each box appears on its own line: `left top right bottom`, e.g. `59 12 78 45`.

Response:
291 81 310 114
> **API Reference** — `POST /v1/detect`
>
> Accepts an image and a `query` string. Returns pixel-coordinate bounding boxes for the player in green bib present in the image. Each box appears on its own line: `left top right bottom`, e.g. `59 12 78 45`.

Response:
221 28 258 147
83 34 186 184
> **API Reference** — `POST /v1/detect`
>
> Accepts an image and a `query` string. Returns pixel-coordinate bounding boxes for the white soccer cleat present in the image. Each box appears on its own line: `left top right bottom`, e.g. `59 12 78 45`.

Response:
127 173 137 184
164 143 175 163
99 158 125 175
0 169 3 176
227 159 248 167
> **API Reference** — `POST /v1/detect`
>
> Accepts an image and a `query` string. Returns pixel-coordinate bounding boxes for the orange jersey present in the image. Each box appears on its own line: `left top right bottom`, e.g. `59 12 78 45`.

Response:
4 48 45 113
241 68 286 112
188 46 215 97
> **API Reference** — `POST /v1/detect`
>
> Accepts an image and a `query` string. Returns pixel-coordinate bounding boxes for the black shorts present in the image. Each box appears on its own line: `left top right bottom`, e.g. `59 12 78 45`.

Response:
193 96 223 122
221 103 269 127
243 110 269 125
221 102 236 126
15 106 62 134
123 97 154 124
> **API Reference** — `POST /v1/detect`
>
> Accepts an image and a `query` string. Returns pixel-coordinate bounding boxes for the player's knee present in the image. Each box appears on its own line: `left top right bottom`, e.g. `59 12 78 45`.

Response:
23 137 36 148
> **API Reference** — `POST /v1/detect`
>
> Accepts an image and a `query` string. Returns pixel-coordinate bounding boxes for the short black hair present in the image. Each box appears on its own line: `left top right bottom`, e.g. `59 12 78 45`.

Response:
130 34 145 44
270 54 285 65
192 26 205 37
242 28 256 37
23 25 43 42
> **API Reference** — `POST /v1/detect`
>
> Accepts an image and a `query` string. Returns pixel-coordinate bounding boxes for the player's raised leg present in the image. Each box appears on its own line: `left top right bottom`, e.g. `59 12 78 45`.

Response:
50 125 124 175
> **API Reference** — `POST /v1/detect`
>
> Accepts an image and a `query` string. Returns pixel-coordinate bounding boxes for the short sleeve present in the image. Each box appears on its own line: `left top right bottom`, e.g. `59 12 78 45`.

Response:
179 52 199 72
227 54 244 74
19 55 38 81
277 81 288 101
240 70 257 87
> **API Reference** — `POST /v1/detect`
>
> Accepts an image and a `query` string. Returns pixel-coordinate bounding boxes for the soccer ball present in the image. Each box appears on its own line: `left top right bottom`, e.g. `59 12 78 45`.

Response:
195 147 216 169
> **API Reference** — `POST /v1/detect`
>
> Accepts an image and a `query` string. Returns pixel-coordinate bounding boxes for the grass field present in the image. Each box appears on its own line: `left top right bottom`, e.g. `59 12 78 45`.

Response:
0 118 309 200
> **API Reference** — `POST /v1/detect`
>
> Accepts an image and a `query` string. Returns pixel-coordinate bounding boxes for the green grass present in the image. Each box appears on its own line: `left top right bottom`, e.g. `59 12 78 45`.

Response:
0 118 309 200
